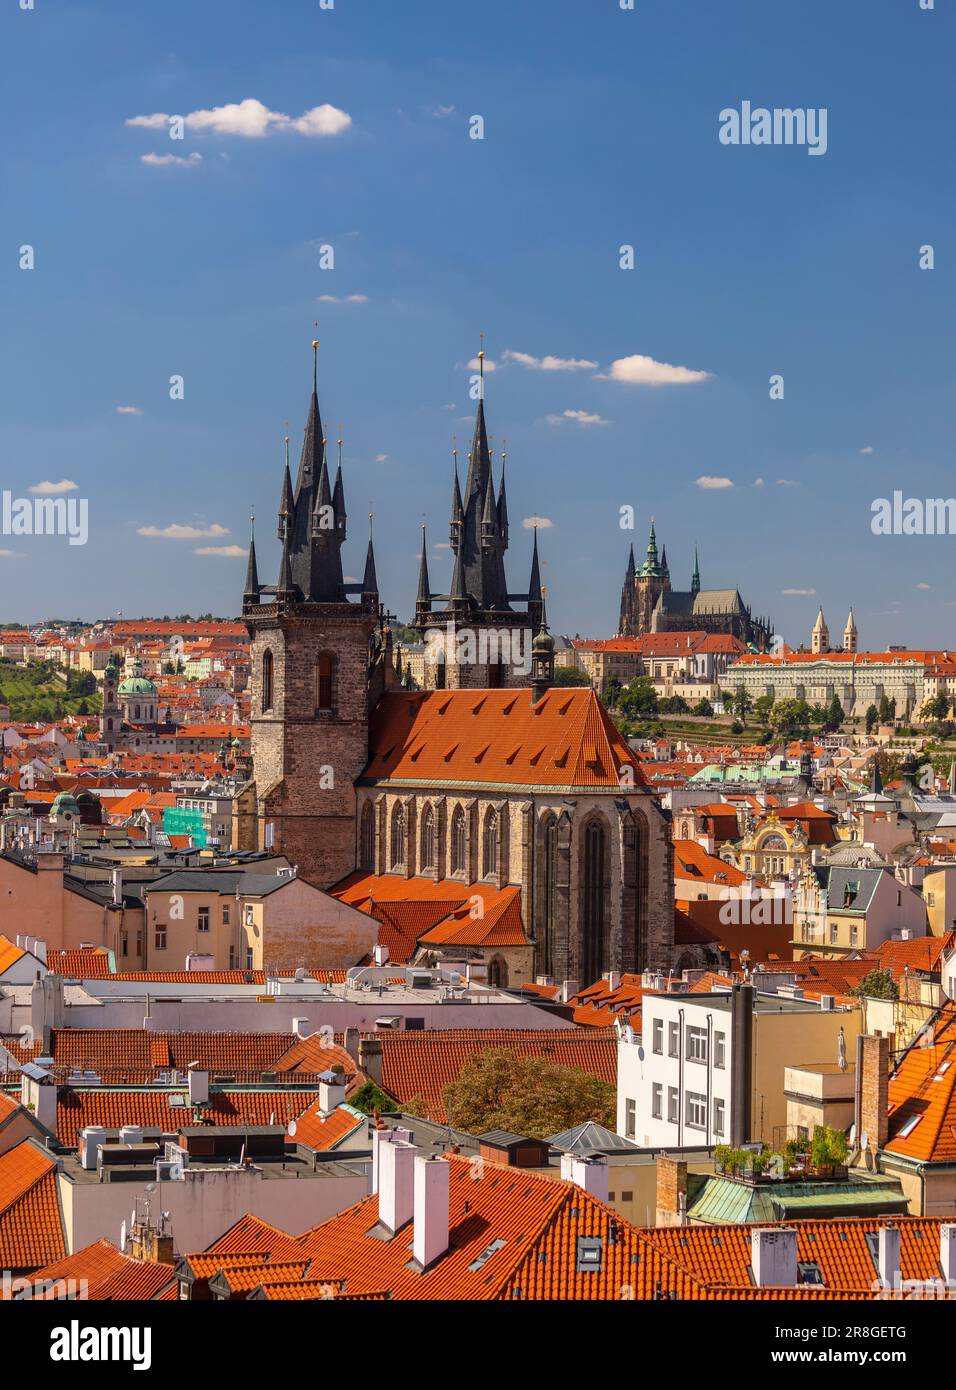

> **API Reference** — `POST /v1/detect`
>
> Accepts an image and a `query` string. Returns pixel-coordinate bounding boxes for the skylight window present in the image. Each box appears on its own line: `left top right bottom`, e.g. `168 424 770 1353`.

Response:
576 1236 603 1273
896 1113 922 1138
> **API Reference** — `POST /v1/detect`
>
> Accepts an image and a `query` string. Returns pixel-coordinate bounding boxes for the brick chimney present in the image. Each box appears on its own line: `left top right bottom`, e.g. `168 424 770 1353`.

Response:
856 1034 889 1151
655 1156 688 1227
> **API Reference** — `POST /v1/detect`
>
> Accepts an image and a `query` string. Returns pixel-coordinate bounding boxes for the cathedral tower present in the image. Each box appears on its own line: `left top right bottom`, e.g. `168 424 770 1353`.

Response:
413 352 543 688
242 342 380 888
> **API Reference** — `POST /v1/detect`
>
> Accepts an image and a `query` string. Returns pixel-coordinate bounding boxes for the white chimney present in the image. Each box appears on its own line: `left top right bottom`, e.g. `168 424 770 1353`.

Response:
560 979 580 1003
378 1139 416 1233
319 1068 347 1116
372 1125 411 1194
292 1017 311 1039
373 943 390 967
751 1227 798 1288
187 1064 209 1106
603 971 622 992
413 1154 450 1269
33 937 48 965
940 1225 956 1288
119 1125 144 1146
878 1224 901 1290
80 1126 108 1171
560 1152 609 1203
819 994 835 1012
111 867 123 906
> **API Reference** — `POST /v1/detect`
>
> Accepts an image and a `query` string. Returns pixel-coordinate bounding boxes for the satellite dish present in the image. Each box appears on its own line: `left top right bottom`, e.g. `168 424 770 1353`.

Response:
861 1130 870 1151
288 1120 297 1137
637 1046 645 1062
849 1123 857 1146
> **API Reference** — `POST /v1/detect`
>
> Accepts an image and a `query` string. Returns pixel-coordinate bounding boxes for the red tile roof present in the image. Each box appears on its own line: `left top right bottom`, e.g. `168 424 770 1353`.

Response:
0 1140 66 1271
15 1239 176 1301
364 688 647 789
54 1088 323 1149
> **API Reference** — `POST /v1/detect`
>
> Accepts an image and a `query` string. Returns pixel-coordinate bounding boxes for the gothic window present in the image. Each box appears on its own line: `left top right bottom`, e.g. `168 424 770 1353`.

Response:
582 817 609 983
316 653 333 712
360 802 375 870
420 804 435 871
390 803 407 870
541 814 558 976
262 649 274 712
482 808 499 879
451 806 467 876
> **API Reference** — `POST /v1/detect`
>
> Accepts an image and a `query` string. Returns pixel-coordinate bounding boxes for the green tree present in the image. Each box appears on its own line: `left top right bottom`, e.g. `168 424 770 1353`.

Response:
851 968 899 1001
348 1081 400 1116
552 667 591 687
619 676 659 720
442 1049 616 1138
825 693 845 731
865 704 879 734
753 694 775 723
693 698 714 717
732 687 753 719
659 694 689 714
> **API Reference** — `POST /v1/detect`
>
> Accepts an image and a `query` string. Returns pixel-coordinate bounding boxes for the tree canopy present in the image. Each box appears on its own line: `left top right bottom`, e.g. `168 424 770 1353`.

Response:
442 1049 616 1138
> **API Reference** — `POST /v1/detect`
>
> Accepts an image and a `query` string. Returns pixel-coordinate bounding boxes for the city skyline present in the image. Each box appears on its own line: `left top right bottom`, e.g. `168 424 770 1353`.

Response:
3 0 954 645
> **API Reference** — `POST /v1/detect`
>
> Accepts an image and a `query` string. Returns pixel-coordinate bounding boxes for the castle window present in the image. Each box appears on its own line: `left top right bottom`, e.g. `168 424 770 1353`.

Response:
262 649 274 712
482 808 499 879
316 653 333 712
420 804 435 871
451 806 467 875
390 803 407 870
360 803 375 870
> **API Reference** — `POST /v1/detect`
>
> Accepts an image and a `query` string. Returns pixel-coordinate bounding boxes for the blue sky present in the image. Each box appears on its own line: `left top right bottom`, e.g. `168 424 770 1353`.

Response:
2 0 954 646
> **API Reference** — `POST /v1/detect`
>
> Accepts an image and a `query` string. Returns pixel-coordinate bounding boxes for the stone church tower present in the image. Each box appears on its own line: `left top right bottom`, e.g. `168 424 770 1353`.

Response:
241 343 382 888
412 355 544 688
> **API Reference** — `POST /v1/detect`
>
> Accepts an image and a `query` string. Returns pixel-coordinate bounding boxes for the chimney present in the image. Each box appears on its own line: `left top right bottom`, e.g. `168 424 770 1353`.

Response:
751 1227 798 1288
378 1138 416 1234
358 1036 383 1085
560 979 580 1004
79 1126 107 1171
603 971 622 992
729 983 754 1147
187 1064 209 1106
559 1152 609 1203
655 1155 688 1227
319 1065 347 1116
878 1223 901 1290
413 1154 450 1269
111 867 123 906
940 1224 956 1288
343 1026 360 1062
292 1017 311 1039
856 1034 889 1151
372 1124 411 1194
373 943 390 967
20 1070 58 1133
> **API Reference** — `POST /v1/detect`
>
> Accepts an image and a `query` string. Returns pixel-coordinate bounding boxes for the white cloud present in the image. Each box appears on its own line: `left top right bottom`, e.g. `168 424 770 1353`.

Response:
138 522 230 540
317 293 368 303
126 99 351 139
776 478 799 487
522 515 553 530
466 356 496 372
599 354 713 386
434 542 452 551
375 454 388 463
115 405 143 415
0 550 18 558
194 545 245 557
782 588 817 596
503 350 598 372
545 409 608 427
29 479 78 495
427 104 456 118
753 477 765 488
441 403 456 411
141 152 202 168
859 445 874 454
696 476 733 490
916 582 931 590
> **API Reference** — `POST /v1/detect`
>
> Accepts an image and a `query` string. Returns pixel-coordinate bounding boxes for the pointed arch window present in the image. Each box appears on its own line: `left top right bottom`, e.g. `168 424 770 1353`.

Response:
420 804 436 871
482 808 499 879
541 814 558 976
262 649 274 712
451 806 467 876
582 818 609 983
316 653 333 712
390 803 407 871
360 803 375 870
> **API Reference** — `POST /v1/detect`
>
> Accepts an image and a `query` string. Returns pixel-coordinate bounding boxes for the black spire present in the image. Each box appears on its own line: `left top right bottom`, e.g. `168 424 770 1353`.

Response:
332 437 347 542
497 448 509 547
416 524 431 614
278 437 293 541
362 514 378 598
449 448 464 549
243 519 260 605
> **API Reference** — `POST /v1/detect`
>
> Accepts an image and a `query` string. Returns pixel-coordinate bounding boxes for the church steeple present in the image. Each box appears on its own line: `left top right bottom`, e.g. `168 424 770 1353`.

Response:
416 524 431 617
277 437 293 541
243 518 260 605
362 513 378 600
497 447 509 547
691 546 701 595
642 519 662 578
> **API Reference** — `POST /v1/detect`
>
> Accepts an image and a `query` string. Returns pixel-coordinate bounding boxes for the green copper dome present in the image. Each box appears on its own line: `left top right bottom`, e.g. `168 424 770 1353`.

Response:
51 791 81 818
117 675 156 696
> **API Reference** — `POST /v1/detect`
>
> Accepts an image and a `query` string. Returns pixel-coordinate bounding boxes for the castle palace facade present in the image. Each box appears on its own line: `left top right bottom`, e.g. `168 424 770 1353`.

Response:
238 345 676 985
618 522 773 651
